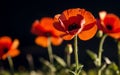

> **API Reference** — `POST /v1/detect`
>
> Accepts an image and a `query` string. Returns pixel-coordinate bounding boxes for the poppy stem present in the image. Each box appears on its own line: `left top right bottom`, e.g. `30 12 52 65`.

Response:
7 56 14 75
26 54 34 71
97 34 107 75
74 35 79 73
98 63 107 75
66 53 71 67
117 41 120 69
48 37 53 64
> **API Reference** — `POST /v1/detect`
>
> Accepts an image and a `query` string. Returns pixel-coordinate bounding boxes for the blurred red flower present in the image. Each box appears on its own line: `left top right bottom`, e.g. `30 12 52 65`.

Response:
0 36 20 60
53 8 97 40
31 17 63 47
98 11 120 39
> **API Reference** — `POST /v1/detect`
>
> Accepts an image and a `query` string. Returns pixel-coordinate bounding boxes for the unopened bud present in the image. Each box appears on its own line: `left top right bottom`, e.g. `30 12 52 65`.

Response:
65 44 73 54
96 30 103 38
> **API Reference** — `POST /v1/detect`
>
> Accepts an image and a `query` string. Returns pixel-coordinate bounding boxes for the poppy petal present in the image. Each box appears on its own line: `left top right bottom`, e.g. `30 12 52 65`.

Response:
103 14 120 31
2 49 20 60
78 24 97 40
40 17 54 30
62 34 75 40
35 36 48 47
108 32 120 39
31 20 45 35
82 22 96 31
53 14 66 32
10 39 19 49
61 8 84 20
99 11 107 20
0 36 12 48
51 37 63 46
82 11 96 26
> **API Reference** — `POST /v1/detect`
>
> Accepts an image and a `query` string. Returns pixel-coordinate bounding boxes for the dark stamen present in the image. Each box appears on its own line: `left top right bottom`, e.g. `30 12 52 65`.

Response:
3 48 8 54
106 25 112 30
68 23 79 31
44 32 51 37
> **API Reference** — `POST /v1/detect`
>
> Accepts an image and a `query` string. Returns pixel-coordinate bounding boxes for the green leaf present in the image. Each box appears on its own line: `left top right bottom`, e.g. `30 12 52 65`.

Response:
107 62 119 71
53 55 67 67
39 58 56 72
88 69 97 75
68 70 76 75
77 65 84 74
86 50 97 60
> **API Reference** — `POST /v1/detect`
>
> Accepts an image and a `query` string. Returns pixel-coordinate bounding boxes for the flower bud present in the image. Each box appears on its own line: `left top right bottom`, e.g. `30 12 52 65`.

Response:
65 44 73 54
96 30 103 38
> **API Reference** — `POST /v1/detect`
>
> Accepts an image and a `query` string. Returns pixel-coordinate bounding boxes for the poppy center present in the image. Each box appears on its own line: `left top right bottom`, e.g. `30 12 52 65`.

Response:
45 32 52 37
3 48 8 54
68 23 79 31
106 24 113 30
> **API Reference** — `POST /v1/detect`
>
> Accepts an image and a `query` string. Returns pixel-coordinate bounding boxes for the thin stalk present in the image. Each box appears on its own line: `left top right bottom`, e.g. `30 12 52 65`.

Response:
7 56 14 75
74 35 79 74
98 34 107 67
117 41 120 69
26 54 34 71
47 37 53 64
97 34 107 75
66 53 71 67
98 63 107 75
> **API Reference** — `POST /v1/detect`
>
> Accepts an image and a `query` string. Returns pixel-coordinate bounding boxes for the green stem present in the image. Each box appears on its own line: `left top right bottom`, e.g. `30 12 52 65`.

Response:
47 37 53 64
26 54 34 71
7 56 14 75
74 35 79 74
98 63 107 75
66 53 71 67
98 34 107 67
117 41 120 69
97 34 107 75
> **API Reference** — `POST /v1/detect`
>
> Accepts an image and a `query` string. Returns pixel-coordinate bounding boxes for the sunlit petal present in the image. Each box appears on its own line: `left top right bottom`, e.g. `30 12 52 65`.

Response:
10 39 19 49
78 24 97 40
35 36 48 47
2 49 20 60
99 11 107 21
51 37 63 46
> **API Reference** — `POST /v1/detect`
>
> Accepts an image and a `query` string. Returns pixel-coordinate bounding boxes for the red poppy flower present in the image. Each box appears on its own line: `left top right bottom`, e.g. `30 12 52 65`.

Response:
31 17 63 47
98 11 120 39
0 36 20 60
53 8 97 40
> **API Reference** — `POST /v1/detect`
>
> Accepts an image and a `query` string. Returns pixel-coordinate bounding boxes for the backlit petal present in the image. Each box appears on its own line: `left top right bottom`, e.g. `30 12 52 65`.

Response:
99 11 107 20
39 17 55 31
10 39 19 49
103 14 120 31
2 49 20 60
108 32 120 39
35 36 48 47
62 34 75 40
51 37 63 46
0 36 12 47
78 24 97 40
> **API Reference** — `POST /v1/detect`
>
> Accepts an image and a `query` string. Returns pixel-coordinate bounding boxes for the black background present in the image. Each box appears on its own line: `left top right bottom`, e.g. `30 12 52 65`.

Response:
0 0 120 70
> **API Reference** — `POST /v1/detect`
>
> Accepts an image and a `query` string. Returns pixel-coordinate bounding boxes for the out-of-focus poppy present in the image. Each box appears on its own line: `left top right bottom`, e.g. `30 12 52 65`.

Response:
98 11 120 39
0 36 20 60
53 8 97 40
31 17 63 47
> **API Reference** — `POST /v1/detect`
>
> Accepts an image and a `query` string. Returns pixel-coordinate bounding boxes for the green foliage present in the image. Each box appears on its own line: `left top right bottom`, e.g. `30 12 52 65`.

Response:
53 55 67 67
